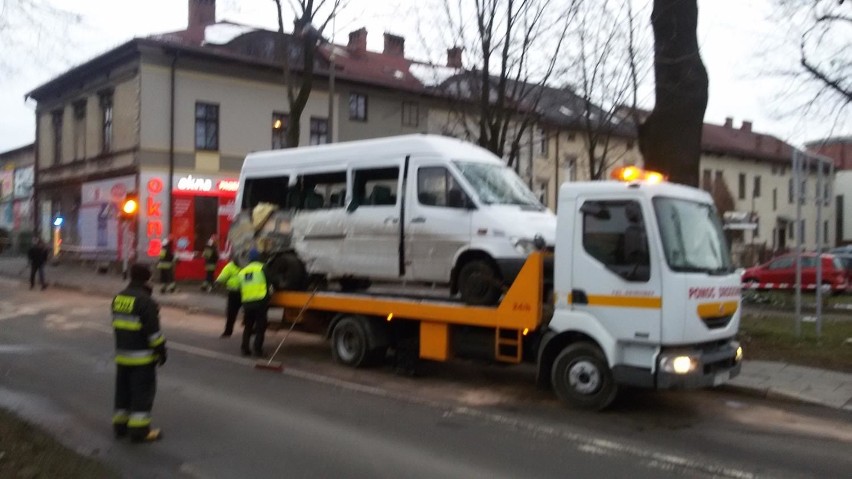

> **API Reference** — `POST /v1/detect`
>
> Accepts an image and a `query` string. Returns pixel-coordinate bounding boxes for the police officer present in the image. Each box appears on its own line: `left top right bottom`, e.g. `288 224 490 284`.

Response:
215 259 242 337
201 234 219 292
157 239 176 294
111 264 167 443
238 249 270 357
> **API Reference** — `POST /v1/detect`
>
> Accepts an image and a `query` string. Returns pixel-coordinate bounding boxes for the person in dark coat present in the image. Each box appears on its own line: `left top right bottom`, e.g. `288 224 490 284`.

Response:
27 237 49 290
111 264 167 443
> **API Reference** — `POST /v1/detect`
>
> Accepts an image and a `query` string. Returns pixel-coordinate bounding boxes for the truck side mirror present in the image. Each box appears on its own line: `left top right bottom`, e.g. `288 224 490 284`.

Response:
346 200 359 213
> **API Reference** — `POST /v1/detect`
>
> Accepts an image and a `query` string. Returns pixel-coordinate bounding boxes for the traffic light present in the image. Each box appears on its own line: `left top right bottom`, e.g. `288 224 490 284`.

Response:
118 192 139 220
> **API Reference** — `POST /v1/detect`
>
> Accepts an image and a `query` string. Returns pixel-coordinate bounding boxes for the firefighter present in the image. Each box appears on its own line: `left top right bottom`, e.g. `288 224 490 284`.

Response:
157 238 176 294
201 234 219 293
238 249 270 357
215 259 242 338
111 264 167 443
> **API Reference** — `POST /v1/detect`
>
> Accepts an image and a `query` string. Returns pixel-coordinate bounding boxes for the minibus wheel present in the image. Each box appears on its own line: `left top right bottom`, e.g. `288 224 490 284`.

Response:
269 253 306 290
458 260 502 305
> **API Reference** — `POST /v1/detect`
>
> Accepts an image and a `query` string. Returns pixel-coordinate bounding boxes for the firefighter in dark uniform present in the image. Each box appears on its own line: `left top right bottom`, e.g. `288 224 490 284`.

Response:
238 249 270 357
215 260 242 337
111 264 167 443
157 238 176 294
201 234 219 292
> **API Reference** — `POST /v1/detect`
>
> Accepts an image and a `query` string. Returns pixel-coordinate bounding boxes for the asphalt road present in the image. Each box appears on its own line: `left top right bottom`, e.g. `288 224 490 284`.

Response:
1 278 851 479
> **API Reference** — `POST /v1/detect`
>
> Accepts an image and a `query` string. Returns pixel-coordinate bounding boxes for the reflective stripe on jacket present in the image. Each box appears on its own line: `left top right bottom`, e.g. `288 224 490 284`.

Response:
215 261 242 291
239 261 268 303
112 285 166 365
157 248 174 269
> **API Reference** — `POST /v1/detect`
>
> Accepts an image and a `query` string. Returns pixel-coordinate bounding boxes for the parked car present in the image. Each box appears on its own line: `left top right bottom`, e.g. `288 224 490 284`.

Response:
829 247 852 283
741 252 848 293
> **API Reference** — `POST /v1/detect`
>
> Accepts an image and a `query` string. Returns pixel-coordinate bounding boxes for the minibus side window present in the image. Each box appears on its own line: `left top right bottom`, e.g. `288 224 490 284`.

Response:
242 175 289 210
292 171 347 210
351 167 399 209
418 167 470 208
581 200 650 282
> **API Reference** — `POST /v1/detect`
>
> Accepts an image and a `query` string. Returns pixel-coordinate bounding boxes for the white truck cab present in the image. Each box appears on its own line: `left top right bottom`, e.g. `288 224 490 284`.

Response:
538 171 742 407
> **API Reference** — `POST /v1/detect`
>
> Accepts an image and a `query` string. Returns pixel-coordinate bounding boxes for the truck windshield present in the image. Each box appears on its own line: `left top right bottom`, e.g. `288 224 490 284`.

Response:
453 160 543 209
653 197 733 274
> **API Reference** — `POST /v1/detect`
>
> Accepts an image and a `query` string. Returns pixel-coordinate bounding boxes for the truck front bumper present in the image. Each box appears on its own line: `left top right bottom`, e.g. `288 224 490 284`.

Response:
655 339 742 390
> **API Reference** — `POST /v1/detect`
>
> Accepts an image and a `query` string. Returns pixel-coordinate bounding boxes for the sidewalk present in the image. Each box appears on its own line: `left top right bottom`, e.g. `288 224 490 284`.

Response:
1 255 850 412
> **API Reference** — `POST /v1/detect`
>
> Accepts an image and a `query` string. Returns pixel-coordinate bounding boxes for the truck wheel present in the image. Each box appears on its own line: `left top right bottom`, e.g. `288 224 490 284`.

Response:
268 253 306 290
551 342 617 411
331 317 370 367
458 260 502 305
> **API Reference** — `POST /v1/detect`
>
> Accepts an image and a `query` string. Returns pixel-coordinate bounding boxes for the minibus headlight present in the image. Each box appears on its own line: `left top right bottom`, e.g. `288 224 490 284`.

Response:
511 237 537 255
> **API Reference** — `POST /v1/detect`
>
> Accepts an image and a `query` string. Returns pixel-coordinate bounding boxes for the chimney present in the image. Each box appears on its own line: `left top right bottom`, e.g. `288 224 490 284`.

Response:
383 32 405 57
741 120 752 133
447 46 463 68
188 0 216 30
724 117 733 128
348 28 367 55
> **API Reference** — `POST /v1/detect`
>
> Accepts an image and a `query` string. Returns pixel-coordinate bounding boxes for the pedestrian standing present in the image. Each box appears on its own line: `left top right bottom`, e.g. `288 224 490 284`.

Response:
238 249 270 357
111 264 167 443
157 239 176 294
201 234 219 293
215 260 242 338
27 237 49 290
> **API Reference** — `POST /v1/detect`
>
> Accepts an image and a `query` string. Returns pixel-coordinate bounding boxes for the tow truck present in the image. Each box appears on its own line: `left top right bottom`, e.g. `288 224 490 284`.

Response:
260 167 743 410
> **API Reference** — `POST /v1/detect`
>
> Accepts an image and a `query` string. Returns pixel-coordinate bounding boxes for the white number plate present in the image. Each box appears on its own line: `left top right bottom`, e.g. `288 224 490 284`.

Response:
713 371 731 386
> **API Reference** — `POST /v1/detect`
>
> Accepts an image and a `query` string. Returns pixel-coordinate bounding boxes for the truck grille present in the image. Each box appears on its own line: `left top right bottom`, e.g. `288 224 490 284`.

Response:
701 314 733 330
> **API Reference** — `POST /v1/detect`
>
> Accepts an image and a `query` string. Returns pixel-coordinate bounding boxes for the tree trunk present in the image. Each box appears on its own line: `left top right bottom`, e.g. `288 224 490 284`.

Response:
638 0 708 187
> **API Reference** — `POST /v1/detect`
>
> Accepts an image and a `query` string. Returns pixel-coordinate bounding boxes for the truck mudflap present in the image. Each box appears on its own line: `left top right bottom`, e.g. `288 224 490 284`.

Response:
654 339 742 390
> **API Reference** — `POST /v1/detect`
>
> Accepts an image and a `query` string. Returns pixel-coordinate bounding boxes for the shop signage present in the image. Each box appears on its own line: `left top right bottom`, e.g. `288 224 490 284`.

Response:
217 179 239 192
146 178 164 256
177 175 213 192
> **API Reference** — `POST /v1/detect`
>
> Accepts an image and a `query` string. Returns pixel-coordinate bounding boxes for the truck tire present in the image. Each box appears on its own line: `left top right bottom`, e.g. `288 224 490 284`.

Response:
331 316 383 367
458 260 502 305
551 342 617 411
268 253 306 291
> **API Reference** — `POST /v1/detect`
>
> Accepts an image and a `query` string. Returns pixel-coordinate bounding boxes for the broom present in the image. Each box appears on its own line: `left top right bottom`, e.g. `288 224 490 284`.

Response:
254 288 318 372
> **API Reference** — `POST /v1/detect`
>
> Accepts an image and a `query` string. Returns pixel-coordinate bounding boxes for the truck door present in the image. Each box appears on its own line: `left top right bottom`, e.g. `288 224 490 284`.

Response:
571 198 663 346
344 164 403 280
404 160 473 283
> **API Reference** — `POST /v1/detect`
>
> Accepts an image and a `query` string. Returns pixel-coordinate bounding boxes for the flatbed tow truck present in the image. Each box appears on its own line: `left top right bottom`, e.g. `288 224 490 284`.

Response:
263 168 743 410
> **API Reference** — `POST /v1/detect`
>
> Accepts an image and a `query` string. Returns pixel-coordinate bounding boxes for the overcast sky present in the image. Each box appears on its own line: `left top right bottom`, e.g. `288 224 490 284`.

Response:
0 0 848 152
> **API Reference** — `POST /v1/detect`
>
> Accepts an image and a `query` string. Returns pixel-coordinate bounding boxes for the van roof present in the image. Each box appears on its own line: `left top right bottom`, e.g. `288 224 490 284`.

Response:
241 134 502 175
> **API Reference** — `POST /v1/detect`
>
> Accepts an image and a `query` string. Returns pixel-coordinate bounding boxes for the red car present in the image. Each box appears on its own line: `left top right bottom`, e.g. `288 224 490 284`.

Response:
741 253 848 293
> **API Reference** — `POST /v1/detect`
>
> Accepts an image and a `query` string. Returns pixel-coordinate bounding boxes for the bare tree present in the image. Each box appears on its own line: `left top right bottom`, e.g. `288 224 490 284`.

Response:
0 0 80 79
433 0 576 169
569 0 649 180
272 0 344 148
638 0 708 187
772 0 850 125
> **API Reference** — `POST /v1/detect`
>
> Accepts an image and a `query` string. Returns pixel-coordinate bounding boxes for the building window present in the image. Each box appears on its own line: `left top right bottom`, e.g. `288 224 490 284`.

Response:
564 155 578 181
73 100 86 160
538 128 548 156
309 117 329 145
788 178 793 204
195 102 219 151
99 91 113 153
349 93 367 121
567 132 576 141
823 220 828 245
773 188 777 211
753 175 761 198
51 109 63 165
701 169 712 192
738 173 746 200
401 101 419 127
272 112 288 149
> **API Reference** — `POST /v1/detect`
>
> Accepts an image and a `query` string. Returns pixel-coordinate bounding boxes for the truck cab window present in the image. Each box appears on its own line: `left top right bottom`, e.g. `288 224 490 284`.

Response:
243 175 290 210
418 166 470 208
352 167 399 208
582 200 650 282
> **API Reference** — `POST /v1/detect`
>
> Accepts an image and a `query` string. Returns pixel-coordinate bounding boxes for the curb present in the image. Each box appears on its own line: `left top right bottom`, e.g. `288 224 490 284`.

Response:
719 383 851 411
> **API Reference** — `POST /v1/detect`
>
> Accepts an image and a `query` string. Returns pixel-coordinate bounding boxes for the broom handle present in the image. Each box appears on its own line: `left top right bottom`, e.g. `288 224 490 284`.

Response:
266 288 318 366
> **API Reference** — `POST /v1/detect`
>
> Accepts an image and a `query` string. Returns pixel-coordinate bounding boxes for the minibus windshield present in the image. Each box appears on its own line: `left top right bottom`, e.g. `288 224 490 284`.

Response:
453 160 542 209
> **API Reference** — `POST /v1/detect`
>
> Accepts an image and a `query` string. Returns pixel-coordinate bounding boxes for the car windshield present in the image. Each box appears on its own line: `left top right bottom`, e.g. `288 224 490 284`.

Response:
453 160 543 209
653 197 733 274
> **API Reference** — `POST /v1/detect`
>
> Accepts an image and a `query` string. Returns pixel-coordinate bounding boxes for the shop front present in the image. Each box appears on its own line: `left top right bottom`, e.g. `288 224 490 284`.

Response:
139 172 237 281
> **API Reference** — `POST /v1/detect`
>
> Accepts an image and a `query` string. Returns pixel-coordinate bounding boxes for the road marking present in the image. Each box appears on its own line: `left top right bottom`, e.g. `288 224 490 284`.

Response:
81 324 756 479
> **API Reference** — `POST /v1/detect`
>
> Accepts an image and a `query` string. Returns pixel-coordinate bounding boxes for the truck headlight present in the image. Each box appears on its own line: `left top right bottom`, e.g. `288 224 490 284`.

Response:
735 346 743 362
510 237 537 255
660 355 698 374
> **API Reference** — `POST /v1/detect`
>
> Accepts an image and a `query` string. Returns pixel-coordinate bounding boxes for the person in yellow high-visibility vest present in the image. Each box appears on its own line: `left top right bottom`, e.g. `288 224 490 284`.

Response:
238 249 270 357
215 260 242 338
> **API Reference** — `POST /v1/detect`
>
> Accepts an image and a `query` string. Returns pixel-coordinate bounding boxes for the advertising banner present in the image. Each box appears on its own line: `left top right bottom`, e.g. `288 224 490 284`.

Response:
13 166 33 199
0 171 13 201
